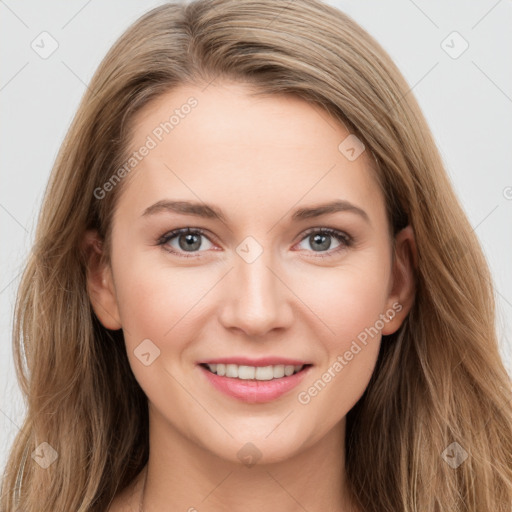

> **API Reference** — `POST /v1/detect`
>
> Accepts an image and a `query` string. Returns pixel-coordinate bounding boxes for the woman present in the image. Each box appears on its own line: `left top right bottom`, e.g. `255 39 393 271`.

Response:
1 0 511 510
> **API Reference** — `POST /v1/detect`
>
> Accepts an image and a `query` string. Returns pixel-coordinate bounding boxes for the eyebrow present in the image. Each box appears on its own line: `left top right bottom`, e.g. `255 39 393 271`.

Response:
142 199 370 224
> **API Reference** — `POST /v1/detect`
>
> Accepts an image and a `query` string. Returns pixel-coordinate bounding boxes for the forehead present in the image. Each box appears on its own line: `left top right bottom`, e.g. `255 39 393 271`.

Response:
118 81 386 229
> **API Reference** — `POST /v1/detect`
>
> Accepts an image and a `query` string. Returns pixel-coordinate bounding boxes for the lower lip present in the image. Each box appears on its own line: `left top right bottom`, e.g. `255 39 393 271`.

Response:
198 364 312 403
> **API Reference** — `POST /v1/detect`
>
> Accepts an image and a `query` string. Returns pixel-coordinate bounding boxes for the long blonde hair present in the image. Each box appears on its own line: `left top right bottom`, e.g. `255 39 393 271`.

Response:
2 1 511 510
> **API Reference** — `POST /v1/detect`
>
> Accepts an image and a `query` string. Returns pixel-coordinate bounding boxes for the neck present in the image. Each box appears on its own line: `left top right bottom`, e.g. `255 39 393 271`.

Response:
138 411 357 512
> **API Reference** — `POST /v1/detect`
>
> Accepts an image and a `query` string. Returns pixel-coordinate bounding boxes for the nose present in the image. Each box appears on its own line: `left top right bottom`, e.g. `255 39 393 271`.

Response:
218 245 294 338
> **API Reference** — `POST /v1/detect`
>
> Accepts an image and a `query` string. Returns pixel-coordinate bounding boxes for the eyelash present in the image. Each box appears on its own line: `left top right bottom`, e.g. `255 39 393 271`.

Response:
156 227 353 259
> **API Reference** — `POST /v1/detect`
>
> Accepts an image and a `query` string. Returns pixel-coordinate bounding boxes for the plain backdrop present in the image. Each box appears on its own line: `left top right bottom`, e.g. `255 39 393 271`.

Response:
1 0 511 474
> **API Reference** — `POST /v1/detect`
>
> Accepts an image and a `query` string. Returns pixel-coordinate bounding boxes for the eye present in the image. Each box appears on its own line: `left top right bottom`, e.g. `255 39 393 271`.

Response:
157 228 214 258
295 227 353 257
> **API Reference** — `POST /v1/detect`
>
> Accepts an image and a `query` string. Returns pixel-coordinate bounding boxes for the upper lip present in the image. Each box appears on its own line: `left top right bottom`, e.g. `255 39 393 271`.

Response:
198 357 312 367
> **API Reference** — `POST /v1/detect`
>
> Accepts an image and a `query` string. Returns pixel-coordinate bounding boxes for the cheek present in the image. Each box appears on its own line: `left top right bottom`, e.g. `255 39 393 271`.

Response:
114 265 191 336
110 254 215 400
292 255 391 348
293 265 388 421
291 254 390 400
111 245 220 356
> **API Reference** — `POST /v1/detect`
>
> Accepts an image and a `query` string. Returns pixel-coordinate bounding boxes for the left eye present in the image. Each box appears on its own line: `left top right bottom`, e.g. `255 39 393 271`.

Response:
295 228 351 256
158 228 213 257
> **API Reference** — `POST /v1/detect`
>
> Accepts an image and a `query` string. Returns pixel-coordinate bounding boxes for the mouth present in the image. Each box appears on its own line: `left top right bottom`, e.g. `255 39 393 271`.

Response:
197 362 313 403
199 362 312 380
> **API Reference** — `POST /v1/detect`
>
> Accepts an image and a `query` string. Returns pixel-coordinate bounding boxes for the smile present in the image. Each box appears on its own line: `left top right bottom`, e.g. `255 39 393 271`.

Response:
202 363 306 380
198 363 313 403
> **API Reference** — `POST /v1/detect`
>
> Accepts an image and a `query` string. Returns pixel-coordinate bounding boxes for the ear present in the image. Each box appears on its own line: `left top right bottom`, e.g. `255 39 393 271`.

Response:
82 229 122 330
381 225 417 336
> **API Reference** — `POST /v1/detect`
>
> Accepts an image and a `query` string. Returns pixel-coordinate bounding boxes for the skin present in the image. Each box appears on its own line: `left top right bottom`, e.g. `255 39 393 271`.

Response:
85 81 416 511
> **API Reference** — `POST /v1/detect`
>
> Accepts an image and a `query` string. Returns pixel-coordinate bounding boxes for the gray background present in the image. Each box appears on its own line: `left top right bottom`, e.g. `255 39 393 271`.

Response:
1 0 511 473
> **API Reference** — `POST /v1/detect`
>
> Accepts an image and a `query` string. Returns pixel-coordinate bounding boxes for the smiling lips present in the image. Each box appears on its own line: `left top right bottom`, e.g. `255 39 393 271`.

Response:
198 356 311 381
197 356 313 403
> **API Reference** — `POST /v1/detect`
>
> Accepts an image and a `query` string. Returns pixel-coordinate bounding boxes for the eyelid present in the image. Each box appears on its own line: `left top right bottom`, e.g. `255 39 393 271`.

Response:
298 226 352 244
157 227 213 246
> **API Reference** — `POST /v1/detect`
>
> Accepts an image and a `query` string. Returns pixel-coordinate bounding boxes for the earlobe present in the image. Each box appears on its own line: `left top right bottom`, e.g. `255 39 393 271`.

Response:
82 229 122 330
381 225 417 336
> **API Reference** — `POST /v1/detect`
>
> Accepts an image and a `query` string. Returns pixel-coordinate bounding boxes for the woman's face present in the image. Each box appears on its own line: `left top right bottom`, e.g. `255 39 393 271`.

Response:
88 81 415 464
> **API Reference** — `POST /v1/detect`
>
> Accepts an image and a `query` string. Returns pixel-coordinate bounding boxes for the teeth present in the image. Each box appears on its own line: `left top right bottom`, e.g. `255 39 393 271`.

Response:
205 363 305 380
273 365 285 378
238 365 255 379
226 364 238 378
255 366 274 380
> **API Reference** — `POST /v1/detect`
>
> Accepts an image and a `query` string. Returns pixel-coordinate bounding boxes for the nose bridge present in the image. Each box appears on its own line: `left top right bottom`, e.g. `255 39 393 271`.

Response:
219 235 292 335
